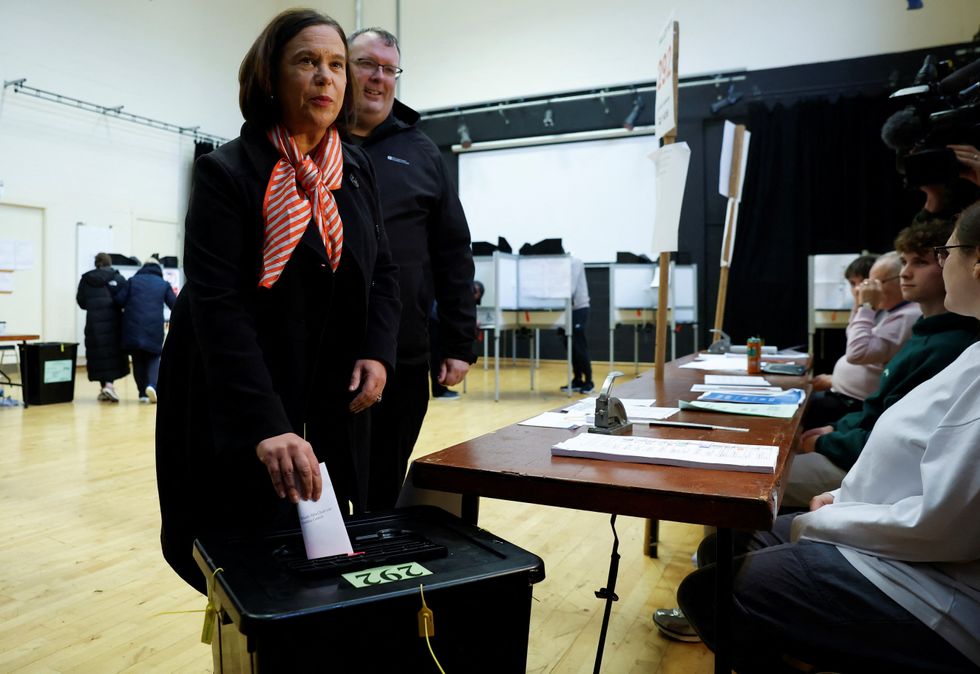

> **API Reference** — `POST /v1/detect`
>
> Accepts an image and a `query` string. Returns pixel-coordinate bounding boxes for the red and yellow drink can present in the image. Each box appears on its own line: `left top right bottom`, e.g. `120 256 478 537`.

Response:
746 337 762 375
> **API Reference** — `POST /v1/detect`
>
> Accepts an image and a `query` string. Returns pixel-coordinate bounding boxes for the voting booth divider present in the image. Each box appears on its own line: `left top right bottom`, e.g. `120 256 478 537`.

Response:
607 262 698 372
473 252 573 400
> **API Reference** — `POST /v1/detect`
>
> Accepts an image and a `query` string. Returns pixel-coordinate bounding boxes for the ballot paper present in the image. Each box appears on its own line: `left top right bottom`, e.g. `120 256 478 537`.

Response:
559 397 678 424
297 462 353 559
552 433 778 473
519 412 583 429
704 375 770 386
679 354 749 372
679 400 799 419
691 385 784 394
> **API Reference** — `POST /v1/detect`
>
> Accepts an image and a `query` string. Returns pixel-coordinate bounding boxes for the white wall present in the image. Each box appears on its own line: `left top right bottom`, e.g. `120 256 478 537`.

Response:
0 0 278 343
0 0 977 344
397 0 980 110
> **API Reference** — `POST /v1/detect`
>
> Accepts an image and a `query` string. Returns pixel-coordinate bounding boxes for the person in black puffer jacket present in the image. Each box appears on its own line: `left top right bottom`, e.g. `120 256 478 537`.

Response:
116 257 176 403
76 252 129 402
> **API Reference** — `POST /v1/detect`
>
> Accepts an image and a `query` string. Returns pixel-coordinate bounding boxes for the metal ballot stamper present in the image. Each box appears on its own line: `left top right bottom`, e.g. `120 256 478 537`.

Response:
588 371 632 435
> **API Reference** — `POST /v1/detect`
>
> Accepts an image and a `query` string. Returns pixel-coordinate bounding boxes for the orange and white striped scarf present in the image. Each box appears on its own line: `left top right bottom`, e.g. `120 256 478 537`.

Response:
259 124 344 287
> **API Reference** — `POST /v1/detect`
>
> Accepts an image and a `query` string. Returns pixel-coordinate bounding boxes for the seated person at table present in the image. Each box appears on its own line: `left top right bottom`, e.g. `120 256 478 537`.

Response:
784 216 979 507
676 200 980 673
804 252 921 429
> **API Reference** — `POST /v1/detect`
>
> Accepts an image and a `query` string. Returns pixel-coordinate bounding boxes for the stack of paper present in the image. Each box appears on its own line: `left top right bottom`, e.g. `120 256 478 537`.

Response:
552 433 778 473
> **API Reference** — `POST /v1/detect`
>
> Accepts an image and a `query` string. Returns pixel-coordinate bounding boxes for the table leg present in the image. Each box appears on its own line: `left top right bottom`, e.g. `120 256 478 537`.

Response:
530 330 537 391
714 527 733 674
592 514 620 674
460 494 480 525
19 342 30 409
642 518 659 558
494 331 501 402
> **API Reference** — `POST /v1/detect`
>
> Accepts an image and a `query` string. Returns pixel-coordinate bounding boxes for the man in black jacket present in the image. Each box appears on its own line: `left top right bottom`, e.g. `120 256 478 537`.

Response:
349 27 477 510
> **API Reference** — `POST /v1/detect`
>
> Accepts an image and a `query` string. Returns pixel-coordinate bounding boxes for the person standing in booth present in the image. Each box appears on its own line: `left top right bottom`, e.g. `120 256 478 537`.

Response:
155 9 400 594
116 257 176 403
76 252 129 402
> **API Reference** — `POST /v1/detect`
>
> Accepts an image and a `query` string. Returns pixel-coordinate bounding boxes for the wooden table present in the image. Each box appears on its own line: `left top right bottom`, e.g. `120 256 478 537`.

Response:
0 335 40 407
412 354 808 673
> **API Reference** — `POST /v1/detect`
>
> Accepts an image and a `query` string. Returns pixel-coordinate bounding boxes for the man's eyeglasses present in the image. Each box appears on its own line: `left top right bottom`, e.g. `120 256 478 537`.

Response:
352 58 403 79
933 244 976 268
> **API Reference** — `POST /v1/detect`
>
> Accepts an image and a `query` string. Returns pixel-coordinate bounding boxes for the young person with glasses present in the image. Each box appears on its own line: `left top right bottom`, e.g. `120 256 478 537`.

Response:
674 200 980 672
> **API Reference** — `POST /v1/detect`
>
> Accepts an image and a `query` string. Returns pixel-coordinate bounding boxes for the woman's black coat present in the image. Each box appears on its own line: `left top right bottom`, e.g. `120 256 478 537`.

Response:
155 124 400 592
76 266 129 382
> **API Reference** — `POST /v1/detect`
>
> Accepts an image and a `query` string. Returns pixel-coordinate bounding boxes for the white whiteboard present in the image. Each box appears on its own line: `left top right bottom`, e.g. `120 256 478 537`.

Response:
459 135 659 263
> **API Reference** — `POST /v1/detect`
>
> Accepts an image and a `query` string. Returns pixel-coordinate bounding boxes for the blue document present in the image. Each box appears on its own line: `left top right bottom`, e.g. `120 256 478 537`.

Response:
697 388 805 406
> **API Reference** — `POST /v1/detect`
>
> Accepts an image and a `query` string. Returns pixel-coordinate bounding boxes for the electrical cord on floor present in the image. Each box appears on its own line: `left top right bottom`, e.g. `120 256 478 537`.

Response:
418 584 446 674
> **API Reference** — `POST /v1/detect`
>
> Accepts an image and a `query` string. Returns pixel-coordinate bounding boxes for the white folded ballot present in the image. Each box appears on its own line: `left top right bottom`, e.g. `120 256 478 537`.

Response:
296 462 354 559
551 433 779 474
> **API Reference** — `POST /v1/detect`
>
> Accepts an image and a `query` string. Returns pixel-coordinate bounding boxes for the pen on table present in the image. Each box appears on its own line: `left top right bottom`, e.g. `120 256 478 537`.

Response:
646 419 750 432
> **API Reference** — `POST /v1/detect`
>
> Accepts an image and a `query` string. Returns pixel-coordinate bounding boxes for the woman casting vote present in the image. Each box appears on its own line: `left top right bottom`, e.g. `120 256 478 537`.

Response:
156 9 399 593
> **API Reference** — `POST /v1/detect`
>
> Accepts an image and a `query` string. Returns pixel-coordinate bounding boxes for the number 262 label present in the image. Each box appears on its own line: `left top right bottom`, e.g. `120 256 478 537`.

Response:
342 562 432 589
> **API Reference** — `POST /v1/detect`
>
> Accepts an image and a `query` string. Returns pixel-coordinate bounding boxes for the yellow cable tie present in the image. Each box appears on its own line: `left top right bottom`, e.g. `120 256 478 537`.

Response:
201 567 224 645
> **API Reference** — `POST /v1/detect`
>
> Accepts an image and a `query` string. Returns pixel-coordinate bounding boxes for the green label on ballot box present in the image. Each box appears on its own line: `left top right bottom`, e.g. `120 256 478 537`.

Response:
43 359 73 384
342 562 432 589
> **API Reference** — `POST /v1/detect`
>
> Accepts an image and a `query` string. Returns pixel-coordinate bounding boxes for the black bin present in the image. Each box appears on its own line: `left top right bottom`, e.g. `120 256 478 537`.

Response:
18 342 78 405
193 506 545 673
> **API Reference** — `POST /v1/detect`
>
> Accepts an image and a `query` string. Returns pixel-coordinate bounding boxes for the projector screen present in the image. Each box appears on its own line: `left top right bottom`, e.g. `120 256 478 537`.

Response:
458 134 660 263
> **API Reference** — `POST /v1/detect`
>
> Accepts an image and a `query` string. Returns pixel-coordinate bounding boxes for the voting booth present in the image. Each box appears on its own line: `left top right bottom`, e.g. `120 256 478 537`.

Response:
194 506 545 673
607 262 698 370
807 253 861 372
473 252 573 400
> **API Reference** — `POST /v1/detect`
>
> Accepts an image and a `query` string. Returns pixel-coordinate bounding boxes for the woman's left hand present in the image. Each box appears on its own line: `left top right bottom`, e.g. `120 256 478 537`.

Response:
348 359 387 414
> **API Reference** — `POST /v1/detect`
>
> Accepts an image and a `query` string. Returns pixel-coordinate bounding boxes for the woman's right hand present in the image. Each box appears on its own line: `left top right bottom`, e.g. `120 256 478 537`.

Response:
255 432 322 503
810 374 833 392
809 492 835 511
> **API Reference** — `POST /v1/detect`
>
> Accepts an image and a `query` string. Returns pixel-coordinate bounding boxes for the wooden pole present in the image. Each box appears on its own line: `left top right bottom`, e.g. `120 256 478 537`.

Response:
711 124 745 345
653 21 679 382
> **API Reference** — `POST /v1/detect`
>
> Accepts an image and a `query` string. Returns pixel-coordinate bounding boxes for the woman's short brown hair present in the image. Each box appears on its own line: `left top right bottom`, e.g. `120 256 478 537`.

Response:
239 8 353 133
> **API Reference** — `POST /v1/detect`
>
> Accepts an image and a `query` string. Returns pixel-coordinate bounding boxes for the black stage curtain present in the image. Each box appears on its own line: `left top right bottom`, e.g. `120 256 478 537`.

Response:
194 139 217 160
724 94 922 348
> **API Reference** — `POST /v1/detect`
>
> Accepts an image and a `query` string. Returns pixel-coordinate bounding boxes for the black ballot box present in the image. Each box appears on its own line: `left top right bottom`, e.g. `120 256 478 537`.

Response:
193 506 546 673
18 342 78 405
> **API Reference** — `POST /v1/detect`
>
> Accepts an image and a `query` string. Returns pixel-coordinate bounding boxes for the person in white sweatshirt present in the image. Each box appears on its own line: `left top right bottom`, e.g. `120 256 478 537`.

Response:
677 200 980 673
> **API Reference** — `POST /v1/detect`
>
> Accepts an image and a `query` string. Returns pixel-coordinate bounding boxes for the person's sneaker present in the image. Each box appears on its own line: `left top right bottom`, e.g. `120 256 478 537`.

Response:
145 386 157 404
578 381 595 394
139 396 150 404
653 608 701 642
97 390 111 401
433 390 460 400
100 386 120 403
560 381 585 393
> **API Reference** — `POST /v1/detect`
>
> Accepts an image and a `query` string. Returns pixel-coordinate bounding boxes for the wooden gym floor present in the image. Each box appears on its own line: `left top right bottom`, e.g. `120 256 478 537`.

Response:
0 358 711 673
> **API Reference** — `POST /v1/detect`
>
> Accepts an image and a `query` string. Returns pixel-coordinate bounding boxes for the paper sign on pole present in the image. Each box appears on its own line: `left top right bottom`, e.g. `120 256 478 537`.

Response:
718 121 751 201
648 142 691 254
655 18 679 140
